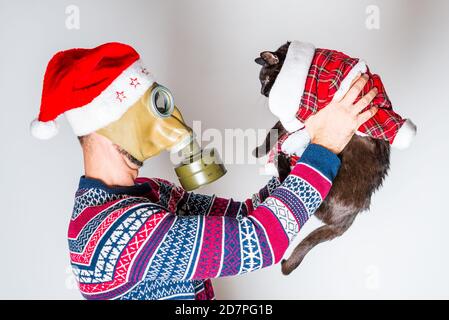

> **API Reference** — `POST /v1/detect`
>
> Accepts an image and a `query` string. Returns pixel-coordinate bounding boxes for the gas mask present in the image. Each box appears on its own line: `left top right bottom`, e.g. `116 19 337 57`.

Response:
97 83 226 191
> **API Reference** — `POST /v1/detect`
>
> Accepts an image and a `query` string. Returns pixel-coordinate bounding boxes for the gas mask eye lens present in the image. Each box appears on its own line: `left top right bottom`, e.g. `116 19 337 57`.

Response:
150 84 174 117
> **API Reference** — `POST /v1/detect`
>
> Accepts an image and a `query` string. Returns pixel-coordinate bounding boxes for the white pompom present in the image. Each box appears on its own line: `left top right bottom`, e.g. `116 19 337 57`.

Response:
391 119 417 149
30 119 59 140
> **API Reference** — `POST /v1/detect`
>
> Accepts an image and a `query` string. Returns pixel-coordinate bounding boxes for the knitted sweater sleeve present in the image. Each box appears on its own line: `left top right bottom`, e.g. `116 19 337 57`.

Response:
129 144 340 281
150 176 281 219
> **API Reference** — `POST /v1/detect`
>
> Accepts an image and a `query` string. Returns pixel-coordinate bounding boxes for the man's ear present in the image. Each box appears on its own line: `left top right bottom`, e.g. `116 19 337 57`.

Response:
260 51 279 66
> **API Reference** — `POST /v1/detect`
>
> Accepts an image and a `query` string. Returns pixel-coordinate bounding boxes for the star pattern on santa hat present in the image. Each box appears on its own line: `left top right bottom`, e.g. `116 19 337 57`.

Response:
116 91 126 102
141 67 150 75
129 77 140 88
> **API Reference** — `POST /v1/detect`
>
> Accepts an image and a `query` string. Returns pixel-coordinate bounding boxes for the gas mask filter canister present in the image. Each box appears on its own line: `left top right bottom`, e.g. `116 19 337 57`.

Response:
96 83 226 191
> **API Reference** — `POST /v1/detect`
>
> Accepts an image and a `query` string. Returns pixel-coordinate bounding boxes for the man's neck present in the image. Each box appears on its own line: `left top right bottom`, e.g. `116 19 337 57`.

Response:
84 159 137 187
82 133 139 187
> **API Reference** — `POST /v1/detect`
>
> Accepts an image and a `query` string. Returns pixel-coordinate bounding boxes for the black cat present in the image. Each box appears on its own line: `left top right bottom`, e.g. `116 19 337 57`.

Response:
254 42 391 275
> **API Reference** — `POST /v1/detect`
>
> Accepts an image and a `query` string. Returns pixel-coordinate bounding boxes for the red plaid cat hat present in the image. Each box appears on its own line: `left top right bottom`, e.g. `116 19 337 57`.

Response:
264 41 417 175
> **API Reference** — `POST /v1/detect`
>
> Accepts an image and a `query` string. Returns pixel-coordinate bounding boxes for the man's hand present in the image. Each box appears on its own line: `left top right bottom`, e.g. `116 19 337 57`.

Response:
305 74 378 154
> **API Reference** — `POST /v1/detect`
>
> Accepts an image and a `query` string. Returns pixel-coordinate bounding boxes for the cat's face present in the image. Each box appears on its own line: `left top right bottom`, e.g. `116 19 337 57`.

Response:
255 42 290 97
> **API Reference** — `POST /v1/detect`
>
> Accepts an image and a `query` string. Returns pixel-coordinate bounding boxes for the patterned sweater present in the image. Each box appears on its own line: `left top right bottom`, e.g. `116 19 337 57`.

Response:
68 144 340 300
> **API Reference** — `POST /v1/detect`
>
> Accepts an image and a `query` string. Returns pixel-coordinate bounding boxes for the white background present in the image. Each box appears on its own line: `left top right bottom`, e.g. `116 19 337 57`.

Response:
0 0 448 299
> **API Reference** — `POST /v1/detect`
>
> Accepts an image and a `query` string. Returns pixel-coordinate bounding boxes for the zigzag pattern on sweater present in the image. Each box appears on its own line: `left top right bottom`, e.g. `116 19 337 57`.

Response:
68 155 331 300
146 216 199 280
184 193 213 216
240 219 263 273
69 197 149 253
71 205 160 284
118 279 202 300
72 188 126 219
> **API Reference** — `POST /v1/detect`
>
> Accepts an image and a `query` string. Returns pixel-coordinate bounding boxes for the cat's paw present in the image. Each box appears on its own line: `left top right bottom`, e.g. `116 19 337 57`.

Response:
281 129 310 156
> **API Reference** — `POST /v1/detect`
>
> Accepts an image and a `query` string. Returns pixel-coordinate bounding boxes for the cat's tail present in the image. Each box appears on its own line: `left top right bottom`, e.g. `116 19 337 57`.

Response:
281 215 356 275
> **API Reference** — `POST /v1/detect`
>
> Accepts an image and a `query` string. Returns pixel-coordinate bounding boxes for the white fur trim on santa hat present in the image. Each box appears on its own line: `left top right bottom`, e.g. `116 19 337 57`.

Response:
30 119 59 140
332 60 367 102
268 41 315 133
391 119 417 149
64 60 155 136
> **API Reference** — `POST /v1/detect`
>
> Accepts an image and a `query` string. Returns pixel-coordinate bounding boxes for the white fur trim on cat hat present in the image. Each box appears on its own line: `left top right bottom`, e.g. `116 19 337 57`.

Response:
268 41 315 133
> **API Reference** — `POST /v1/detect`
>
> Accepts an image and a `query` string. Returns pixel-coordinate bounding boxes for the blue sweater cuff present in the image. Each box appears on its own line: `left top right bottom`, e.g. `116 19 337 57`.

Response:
297 144 341 181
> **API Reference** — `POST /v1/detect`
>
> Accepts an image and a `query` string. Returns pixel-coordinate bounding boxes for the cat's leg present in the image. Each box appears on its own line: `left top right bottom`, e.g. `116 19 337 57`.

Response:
281 215 356 275
253 121 286 157
275 152 291 183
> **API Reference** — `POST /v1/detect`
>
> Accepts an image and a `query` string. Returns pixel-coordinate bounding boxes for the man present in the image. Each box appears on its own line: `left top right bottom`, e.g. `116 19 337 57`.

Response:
30 42 377 300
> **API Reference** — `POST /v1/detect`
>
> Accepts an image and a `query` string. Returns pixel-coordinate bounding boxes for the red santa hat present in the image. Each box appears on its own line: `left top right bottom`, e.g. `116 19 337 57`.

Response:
268 41 417 150
30 42 155 139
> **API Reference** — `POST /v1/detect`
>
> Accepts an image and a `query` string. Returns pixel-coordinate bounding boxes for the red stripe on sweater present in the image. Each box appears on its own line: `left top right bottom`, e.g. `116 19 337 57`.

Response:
68 199 127 239
291 163 332 198
70 206 130 264
192 216 224 279
245 198 254 213
208 197 229 216
251 206 288 264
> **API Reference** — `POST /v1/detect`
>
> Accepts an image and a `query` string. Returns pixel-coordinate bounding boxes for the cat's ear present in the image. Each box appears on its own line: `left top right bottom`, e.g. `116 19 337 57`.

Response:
260 51 279 66
255 57 266 66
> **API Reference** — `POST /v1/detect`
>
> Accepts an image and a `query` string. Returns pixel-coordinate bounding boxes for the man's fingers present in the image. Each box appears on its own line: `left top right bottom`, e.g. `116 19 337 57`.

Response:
350 72 362 86
357 107 378 127
353 87 378 114
342 74 369 105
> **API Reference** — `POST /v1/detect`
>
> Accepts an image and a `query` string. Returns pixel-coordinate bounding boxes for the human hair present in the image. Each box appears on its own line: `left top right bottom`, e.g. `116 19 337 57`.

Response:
77 134 91 148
